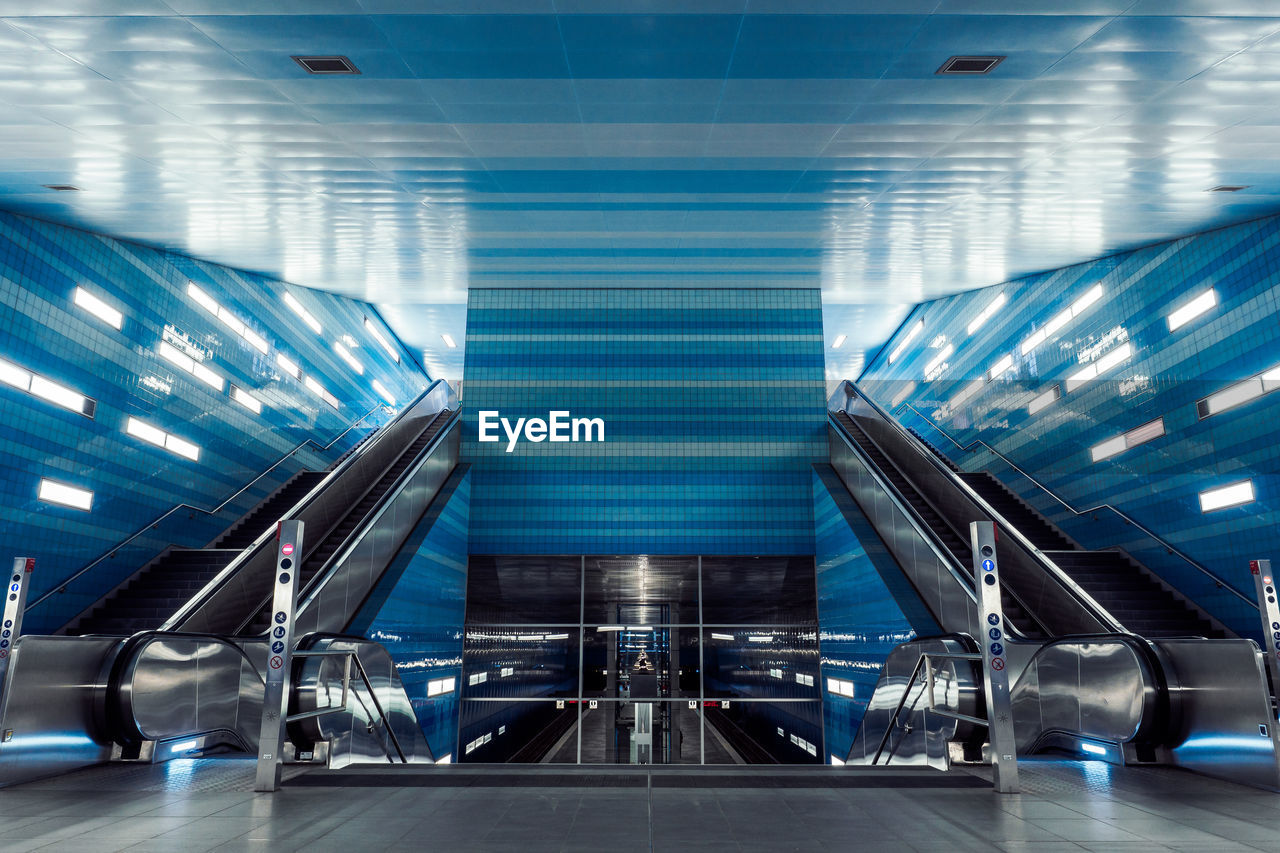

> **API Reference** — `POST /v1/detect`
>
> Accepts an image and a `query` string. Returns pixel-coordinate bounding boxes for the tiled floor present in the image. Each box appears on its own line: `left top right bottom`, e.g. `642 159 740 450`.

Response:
2 758 1280 852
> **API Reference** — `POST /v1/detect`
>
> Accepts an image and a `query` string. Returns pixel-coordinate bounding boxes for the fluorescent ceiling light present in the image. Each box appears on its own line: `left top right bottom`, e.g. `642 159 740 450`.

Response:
38 478 92 510
748 635 773 643
283 292 322 334
73 287 123 330
276 354 300 379
923 343 954 380
158 341 194 373
1071 284 1104 315
710 632 734 641
1167 289 1217 332
334 342 364 375
165 434 199 461
889 320 924 364
626 626 653 632
243 329 269 355
371 379 396 405
1125 418 1165 446
1028 385 1060 415
1089 435 1128 463
544 633 570 640
966 292 1006 335
364 318 400 363
988 354 1014 381
232 386 262 414
191 362 224 392
441 333 457 349
1199 479 1255 512
1095 342 1133 374
596 625 624 632
217 307 245 337
831 334 847 349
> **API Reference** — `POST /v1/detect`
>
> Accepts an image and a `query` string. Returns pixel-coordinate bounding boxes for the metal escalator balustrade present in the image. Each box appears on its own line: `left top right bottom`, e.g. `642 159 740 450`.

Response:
213 472 329 551
909 428 1223 639
239 408 455 635
165 380 457 636
830 409 1044 639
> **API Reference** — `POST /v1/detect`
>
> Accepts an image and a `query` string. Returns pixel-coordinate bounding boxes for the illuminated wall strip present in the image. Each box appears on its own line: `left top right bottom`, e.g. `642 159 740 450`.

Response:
1065 342 1132 393
364 317 400 363
826 677 855 698
303 375 340 409
371 379 396 406
283 292 322 334
38 478 93 511
966 292 1006 335
923 343 954 381
72 287 123 330
186 283 269 354
441 333 457 349
157 341 225 392
987 353 1014 381
950 379 983 409
275 353 300 379
0 355 96 417
1167 289 1217 332
831 334 847 349
888 319 924 364
1199 479 1255 512
426 677 456 697
1028 385 1060 416
231 385 263 414
1089 417 1165 463
125 417 201 461
333 341 364 375
1020 284 1103 355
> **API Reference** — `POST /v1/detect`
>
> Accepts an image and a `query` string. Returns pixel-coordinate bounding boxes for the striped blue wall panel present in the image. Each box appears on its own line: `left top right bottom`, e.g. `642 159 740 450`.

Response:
461 288 827 555
859 213 1280 640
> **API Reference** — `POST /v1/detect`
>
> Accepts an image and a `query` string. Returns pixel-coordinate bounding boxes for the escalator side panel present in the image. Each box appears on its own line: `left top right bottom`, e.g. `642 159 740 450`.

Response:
296 424 460 636
828 426 979 638
0 636 119 787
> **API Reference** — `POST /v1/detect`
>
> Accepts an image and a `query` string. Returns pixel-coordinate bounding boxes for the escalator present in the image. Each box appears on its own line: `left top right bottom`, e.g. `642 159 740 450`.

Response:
826 380 1280 789
63 382 457 639
0 381 462 787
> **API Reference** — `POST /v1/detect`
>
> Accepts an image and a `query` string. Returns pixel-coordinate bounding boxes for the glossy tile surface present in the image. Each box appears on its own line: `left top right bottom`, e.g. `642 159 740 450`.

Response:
2 6 1280 367
7 758 1280 852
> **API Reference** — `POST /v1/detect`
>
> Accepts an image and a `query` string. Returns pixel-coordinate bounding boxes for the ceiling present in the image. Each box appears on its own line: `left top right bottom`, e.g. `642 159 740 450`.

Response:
3 3 1280 379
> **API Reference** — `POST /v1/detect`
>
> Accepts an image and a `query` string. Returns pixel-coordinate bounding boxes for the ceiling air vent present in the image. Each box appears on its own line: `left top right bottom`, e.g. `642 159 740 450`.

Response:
1207 185 1250 193
936 55 1006 75
292 55 360 75
42 184 80 191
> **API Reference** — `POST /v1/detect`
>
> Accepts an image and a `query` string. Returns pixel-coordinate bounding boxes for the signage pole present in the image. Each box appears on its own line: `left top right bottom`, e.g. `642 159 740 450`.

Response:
254 520 303 793
970 521 1019 794
0 557 33 703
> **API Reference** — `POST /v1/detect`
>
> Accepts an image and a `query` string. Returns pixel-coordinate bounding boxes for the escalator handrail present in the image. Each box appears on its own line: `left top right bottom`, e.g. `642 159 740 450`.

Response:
888 396 1257 611
234 409 460 636
25 399 388 615
834 380 1127 635
159 380 454 631
827 413 987 621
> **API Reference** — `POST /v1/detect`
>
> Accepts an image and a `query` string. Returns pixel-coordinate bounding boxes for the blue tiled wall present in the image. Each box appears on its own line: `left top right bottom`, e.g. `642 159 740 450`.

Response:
0 211 428 631
813 467 922 764
461 288 827 555
858 213 1280 640
349 468 470 762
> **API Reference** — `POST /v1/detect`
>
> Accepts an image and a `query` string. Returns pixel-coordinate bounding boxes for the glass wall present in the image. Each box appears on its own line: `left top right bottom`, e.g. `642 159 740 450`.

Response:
459 555 822 764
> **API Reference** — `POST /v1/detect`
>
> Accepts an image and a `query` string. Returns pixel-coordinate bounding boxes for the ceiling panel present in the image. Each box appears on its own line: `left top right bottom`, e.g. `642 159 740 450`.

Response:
0 5 1279 376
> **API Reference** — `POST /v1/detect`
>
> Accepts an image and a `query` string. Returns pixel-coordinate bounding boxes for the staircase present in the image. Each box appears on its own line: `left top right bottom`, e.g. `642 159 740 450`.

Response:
907 427 1222 638
70 549 240 636
212 471 328 551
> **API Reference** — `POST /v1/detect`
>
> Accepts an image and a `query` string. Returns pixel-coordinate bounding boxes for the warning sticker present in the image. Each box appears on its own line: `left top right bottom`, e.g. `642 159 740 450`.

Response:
269 655 284 669
991 657 1006 671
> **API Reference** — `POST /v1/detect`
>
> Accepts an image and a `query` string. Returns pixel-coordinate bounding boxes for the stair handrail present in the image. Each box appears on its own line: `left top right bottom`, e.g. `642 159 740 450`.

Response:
26 398 390 615
833 381 1131 635
159 380 454 632
887 394 1256 610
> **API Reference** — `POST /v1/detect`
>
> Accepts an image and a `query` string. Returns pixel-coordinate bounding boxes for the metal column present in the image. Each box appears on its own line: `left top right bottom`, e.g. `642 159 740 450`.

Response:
970 521 1019 794
1250 559 1280 713
255 520 303 792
